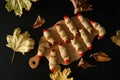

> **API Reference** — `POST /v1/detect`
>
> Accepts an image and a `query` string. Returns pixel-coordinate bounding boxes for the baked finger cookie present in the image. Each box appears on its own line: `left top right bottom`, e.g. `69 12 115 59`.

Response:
29 14 106 72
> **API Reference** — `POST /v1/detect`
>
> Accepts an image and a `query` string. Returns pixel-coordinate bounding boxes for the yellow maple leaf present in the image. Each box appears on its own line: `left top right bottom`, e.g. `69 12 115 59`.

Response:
5 0 38 17
6 27 35 63
50 65 74 80
111 30 120 46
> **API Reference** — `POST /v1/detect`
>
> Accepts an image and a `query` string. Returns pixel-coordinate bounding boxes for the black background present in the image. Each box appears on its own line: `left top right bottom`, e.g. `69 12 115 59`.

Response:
0 0 119 80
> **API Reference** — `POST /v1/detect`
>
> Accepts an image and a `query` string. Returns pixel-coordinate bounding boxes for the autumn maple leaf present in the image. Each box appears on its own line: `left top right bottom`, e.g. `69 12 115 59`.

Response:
111 30 120 46
50 65 73 80
5 0 38 17
6 27 35 63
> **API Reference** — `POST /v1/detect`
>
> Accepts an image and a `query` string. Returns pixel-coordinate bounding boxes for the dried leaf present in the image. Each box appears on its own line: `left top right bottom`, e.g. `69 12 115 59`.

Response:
70 0 93 14
111 30 120 46
78 58 95 69
5 0 38 17
6 27 35 62
90 52 112 62
33 15 45 29
50 65 73 80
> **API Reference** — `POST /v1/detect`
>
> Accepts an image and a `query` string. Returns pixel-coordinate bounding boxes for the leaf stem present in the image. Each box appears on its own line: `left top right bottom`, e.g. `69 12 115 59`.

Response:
11 51 15 63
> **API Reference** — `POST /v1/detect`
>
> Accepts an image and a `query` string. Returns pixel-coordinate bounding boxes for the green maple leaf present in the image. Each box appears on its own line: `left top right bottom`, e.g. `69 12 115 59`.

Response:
5 0 38 17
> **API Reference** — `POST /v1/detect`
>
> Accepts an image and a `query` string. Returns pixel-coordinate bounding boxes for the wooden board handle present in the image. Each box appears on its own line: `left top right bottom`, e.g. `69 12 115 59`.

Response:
29 55 40 69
